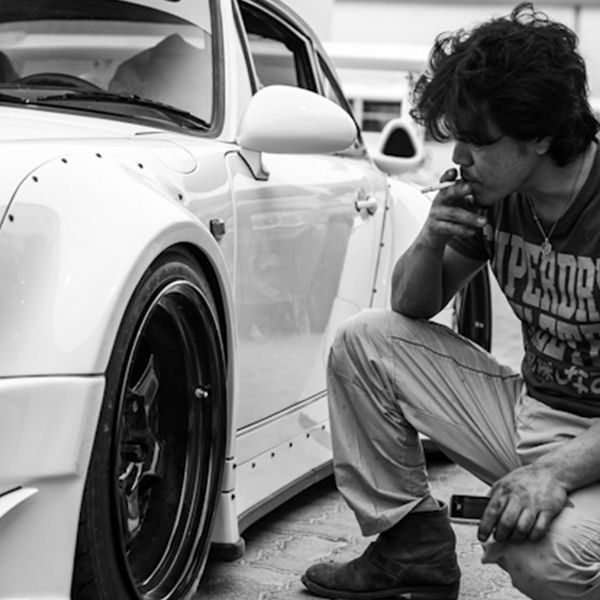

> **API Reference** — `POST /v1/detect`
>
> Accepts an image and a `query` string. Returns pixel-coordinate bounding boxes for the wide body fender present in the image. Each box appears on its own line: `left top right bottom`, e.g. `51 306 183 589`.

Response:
0 150 235 379
0 152 237 598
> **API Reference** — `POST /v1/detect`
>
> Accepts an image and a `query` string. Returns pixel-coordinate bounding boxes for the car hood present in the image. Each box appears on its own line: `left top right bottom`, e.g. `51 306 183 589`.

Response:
0 105 201 226
0 104 151 141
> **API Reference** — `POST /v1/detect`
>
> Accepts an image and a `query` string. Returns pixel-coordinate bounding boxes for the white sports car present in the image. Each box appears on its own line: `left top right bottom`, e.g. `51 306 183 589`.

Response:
0 1 490 599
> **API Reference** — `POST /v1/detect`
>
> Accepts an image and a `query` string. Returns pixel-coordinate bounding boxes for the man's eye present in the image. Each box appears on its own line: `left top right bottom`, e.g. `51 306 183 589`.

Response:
474 135 504 147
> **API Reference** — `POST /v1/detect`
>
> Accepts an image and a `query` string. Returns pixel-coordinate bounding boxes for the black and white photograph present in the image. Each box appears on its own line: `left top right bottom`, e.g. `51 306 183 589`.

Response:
0 1 598 599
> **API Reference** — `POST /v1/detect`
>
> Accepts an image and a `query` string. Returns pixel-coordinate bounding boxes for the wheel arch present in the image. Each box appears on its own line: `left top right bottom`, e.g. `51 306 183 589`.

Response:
182 241 233 370
0 152 235 381
0 151 238 459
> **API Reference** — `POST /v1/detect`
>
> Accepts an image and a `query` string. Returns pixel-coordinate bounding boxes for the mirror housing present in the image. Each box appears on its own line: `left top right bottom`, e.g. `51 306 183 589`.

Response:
237 85 357 154
372 117 425 176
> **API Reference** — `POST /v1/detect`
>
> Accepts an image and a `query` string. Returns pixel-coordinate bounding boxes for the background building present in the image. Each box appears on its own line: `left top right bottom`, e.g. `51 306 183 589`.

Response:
287 0 600 99
285 0 600 183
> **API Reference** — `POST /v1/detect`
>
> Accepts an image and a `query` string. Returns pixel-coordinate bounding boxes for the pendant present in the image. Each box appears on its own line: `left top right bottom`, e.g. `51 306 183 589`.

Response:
541 240 552 255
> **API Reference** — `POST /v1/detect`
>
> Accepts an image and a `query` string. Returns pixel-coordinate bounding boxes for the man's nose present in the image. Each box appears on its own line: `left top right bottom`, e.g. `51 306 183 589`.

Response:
452 141 473 166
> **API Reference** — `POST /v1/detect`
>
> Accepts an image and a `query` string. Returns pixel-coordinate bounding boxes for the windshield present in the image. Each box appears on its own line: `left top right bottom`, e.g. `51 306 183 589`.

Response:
0 0 214 128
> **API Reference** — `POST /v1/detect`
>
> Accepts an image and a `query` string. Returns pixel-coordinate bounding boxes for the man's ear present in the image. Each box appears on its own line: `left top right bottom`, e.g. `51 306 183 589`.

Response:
535 136 553 155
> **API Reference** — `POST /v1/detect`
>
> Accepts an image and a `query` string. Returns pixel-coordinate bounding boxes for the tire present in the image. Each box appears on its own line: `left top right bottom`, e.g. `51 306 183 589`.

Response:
72 248 227 600
454 267 492 351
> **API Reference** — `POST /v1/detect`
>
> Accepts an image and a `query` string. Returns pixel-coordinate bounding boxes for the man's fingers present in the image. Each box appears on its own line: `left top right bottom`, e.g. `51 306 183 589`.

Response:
433 181 483 215
440 168 458 183
509 509 537 542
431 204 486 230
425 178 485 241
479 503 551 544
478 497 505 542
528 511 552 542
434 181 470 202
491 499 522 542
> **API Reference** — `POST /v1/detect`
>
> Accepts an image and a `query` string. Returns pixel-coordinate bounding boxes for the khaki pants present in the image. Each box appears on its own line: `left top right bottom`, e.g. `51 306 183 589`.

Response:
327 309 600 600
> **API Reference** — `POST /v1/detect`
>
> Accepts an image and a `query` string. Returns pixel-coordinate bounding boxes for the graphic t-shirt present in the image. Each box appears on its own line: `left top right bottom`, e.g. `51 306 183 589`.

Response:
450 144 600 417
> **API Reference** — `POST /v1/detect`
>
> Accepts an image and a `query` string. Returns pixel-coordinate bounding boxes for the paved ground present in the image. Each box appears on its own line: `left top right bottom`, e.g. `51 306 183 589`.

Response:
199 458 528 600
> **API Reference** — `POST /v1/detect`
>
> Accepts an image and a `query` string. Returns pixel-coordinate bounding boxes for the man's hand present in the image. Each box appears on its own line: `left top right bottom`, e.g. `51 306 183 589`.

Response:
421 169 487 249
478 464 569 543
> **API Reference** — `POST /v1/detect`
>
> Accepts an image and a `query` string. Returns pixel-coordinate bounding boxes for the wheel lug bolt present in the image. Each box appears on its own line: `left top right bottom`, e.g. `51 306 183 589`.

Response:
194 387 209 399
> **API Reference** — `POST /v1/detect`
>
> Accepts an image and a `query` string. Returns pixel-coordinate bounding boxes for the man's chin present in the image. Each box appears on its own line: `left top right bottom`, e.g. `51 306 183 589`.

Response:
472 190 501 209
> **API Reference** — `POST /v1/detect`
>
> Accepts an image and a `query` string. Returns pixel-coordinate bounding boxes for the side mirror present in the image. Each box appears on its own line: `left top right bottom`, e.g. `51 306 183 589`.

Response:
372 117 425 176
237 85 357 154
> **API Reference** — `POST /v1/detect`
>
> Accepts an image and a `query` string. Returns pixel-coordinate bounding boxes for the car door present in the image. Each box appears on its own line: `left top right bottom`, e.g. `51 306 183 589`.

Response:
230 0 389 428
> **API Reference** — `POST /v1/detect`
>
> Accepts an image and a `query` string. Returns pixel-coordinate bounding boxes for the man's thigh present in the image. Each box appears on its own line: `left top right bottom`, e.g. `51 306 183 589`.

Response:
327 310 523 532
378 312 523 482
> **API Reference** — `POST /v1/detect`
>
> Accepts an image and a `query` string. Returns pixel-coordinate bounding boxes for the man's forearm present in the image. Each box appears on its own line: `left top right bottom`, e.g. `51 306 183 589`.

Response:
534 418 600 492
390 236 446 317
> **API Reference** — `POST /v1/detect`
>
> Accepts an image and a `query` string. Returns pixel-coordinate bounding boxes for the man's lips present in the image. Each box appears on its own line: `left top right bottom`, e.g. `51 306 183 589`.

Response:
460 172 482 187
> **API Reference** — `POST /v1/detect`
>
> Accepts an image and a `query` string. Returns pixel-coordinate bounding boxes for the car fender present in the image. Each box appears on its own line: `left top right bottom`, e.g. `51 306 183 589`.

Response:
0 151 242 597
0 150 235 379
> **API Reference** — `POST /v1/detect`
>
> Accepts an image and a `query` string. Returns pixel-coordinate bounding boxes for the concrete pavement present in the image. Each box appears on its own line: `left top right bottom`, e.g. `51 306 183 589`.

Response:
198 457 527 599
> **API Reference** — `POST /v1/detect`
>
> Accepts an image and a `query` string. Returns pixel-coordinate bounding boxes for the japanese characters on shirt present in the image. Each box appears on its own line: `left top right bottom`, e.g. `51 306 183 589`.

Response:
491 229 600 402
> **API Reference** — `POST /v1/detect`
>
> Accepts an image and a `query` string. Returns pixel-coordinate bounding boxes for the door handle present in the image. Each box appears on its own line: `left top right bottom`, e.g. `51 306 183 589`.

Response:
354 195 378 216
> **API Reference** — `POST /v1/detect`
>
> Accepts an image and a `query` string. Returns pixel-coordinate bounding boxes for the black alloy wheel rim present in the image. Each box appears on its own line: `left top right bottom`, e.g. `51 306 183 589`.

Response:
112 279 224 599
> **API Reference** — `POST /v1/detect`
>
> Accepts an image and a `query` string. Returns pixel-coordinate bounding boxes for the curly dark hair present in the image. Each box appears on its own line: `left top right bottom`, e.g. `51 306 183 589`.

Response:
410 2 599 165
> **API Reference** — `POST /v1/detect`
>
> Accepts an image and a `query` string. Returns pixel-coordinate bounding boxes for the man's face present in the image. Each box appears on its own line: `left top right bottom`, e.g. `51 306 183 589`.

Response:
451 129 544 206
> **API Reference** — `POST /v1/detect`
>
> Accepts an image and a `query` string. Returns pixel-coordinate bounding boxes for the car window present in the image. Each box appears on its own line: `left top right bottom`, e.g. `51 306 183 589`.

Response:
316 54 355 112
238 1 316 91
316 53 366 154
0 0 216 129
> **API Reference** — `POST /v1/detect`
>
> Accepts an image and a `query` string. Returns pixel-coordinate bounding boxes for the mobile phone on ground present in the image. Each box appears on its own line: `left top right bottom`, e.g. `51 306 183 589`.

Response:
449 494 490 521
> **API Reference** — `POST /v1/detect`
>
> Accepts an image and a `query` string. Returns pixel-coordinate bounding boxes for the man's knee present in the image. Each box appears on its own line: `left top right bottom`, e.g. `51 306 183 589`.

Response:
330 310 416 363
486 526 600 600
329 310 387 366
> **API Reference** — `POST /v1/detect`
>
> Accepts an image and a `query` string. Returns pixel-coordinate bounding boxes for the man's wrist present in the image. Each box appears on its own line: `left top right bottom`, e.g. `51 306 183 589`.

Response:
415 230 449 253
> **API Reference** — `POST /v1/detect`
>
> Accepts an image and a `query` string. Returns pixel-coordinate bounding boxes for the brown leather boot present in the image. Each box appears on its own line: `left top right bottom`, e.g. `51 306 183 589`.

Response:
301 504 460 599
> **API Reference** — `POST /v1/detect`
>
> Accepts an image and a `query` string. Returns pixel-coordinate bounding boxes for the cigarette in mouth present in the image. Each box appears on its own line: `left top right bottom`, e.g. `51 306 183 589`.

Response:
420 181 457 194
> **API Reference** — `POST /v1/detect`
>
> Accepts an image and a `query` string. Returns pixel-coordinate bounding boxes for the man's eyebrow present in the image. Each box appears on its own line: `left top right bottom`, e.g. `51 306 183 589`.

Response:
455 132 504 145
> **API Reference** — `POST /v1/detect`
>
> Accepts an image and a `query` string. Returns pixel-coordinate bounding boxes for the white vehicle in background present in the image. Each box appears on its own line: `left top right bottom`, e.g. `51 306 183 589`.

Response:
0 1 490 599
342 77 414 149
591 96 600 120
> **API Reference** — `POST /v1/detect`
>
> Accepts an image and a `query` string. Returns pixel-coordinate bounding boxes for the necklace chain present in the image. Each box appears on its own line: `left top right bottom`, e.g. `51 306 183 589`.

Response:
527 154 585 255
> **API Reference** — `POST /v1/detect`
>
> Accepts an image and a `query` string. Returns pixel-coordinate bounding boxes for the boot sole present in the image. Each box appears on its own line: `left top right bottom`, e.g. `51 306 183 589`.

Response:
301 575 459 600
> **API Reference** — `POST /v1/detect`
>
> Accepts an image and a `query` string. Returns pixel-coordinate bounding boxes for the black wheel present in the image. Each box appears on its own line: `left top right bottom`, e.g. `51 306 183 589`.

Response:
454 267 492 351
72 248 227 600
